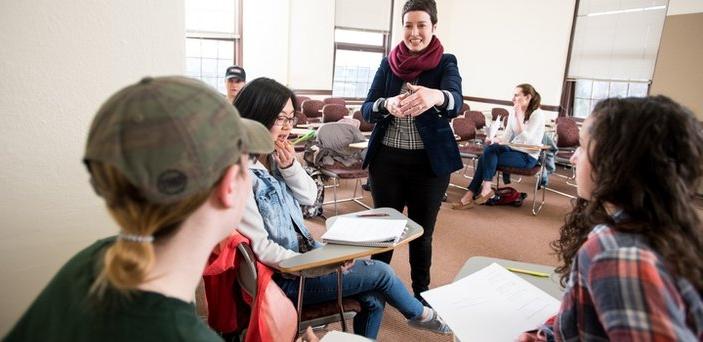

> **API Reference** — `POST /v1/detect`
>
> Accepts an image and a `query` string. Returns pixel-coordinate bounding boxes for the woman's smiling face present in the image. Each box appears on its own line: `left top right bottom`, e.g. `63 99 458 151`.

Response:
402 10 436 53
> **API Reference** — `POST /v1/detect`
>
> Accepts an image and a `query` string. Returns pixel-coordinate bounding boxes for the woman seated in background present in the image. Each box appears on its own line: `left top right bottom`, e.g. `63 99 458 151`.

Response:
233 77 450 339
453 83 545 209
520 96 703 341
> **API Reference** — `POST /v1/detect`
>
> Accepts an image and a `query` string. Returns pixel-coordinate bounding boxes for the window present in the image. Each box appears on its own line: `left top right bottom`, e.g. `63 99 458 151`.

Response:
572 79 649 118
332 28 386 98
185 0 241 95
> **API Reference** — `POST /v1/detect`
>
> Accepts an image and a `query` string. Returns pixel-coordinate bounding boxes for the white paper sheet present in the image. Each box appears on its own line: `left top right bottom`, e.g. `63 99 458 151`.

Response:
321 217 407 243
422 263 560 341
320 330 372 341
486 116 502 141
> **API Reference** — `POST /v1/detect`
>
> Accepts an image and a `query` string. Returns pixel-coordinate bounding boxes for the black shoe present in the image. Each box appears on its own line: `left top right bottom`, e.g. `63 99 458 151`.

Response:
362 183 371 191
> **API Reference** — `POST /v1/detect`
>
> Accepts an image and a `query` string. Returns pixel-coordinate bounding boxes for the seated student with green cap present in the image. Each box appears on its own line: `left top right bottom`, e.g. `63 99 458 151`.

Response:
4 76 274 341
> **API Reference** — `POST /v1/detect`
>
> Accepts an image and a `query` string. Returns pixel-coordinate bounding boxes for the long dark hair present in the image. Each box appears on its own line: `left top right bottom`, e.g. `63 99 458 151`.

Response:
516 83 541 121
552 96 703 291
233 77 297 130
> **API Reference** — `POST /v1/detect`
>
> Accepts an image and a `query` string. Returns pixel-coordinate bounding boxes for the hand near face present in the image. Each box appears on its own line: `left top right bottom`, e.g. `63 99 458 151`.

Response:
514 103 525 121
273 140 296 169
399 84 444 117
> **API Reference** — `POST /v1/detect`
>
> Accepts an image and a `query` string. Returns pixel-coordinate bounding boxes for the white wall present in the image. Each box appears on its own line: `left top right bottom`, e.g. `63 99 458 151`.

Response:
288 0 335 90
0 0 184 335
667 0 703 15
389 0 574 112
441 0 575 109
242 0 290 84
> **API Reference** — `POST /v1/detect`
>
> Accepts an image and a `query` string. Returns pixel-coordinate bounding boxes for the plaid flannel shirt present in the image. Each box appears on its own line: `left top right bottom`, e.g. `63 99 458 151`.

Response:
542 217 703 341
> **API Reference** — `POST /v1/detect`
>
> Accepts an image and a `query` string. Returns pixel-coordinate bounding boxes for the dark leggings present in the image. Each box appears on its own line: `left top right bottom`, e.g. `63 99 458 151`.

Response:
368 145 449 295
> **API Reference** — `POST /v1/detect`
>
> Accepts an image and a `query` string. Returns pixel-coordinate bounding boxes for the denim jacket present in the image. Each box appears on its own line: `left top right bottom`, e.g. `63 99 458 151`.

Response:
236 157 320 267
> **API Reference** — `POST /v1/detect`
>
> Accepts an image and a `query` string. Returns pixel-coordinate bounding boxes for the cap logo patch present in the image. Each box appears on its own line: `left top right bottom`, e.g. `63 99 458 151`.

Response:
157 170 187 195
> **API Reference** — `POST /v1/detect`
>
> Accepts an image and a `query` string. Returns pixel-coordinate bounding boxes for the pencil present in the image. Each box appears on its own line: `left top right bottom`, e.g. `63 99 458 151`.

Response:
506 267 550 278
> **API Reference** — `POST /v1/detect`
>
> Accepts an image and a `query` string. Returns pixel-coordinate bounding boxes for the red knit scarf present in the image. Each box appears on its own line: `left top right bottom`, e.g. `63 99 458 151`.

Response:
388 36 444 82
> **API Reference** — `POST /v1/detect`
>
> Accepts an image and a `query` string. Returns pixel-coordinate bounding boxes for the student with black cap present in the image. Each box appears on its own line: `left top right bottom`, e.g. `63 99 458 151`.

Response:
225 65 246 103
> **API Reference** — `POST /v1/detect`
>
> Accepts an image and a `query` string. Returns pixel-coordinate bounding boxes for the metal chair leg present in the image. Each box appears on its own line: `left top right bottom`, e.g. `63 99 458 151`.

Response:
336 268 347 332
297 275 306 336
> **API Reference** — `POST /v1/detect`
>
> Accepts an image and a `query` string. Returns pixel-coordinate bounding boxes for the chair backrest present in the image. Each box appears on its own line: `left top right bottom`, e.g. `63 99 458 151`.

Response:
555 117 579 148
491 107 509 121
302 99 324 118
295 110 308 125
465 110 486 130
460 102 470 115
353 110 375 132
452 117 477 141
236 243 258 297
295 96 311 110
323 97 346 107
322 104 348 123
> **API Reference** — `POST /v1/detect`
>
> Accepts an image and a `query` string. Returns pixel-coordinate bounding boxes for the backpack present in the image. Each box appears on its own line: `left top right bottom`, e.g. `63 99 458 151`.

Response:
485 187 527 207
300 165 325 218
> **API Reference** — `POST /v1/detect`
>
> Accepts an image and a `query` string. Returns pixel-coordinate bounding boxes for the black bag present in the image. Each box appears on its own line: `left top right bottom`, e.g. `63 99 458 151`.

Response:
300 165 325 218
485 187 527 207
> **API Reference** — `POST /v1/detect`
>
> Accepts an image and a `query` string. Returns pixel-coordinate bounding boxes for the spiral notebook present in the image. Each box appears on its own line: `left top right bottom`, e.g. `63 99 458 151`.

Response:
321 217 408 247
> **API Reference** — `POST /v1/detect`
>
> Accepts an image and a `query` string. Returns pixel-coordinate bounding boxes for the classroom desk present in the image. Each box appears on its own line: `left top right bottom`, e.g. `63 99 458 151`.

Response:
454 256 563 299
277 207 423 332
297 122 325 129
291 128 314 135
348 141 369 149
278 207 423 272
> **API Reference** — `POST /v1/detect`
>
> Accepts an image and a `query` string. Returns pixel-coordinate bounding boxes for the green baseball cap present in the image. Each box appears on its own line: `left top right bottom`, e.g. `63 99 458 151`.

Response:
84 76 273 204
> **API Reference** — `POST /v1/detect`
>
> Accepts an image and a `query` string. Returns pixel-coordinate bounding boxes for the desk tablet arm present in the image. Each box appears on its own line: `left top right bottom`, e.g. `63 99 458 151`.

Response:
295 262 346 278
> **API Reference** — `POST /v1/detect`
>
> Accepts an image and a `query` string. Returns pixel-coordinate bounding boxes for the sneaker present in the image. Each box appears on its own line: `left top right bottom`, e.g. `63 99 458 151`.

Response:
407 307 452 335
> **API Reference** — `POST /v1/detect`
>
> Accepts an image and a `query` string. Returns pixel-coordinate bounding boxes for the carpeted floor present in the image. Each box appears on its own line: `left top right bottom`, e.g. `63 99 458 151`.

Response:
302 166 580 341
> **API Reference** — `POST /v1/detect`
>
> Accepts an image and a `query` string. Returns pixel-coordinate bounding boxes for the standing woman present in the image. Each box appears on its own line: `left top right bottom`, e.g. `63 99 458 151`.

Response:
362 0 463 300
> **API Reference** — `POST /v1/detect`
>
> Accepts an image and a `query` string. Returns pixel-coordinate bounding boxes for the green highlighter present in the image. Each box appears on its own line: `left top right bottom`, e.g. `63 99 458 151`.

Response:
291 130 316 145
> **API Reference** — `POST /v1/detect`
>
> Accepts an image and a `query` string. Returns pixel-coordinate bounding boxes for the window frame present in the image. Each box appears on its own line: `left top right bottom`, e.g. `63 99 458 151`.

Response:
184 0 243 93
332 27 390 100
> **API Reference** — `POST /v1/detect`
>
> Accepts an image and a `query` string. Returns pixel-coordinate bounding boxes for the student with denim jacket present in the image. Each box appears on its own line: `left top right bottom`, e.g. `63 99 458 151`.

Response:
233 78 450 339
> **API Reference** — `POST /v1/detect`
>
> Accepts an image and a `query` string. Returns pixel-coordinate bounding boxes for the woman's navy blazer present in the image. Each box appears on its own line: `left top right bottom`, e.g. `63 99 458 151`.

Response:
361 54 464 176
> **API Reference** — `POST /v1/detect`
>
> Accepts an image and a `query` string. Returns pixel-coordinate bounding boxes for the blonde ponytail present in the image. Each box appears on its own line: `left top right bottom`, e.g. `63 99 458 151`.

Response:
88 162 212 297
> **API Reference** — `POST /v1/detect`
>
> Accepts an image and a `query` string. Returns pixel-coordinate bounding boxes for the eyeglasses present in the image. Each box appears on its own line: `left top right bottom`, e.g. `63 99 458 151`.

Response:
274 116 298 127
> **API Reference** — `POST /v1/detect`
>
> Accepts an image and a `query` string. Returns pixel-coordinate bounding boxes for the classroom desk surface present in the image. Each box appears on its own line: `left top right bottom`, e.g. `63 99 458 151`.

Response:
276 207 423 273
454 256 563 299
290 128 314 135
297 122 324 129
348 141 369 149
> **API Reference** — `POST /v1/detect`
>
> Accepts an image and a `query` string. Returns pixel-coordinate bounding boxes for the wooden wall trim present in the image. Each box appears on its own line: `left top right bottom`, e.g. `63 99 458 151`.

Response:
293 89 333 96
463 96 561 112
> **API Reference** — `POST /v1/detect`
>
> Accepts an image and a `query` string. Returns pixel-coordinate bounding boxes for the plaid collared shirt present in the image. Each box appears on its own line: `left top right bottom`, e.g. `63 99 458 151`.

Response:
542 221 703 341
382 116 424 150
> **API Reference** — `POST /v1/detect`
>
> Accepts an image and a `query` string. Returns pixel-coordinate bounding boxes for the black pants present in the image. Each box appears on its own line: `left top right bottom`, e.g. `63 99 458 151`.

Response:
368 145 449 295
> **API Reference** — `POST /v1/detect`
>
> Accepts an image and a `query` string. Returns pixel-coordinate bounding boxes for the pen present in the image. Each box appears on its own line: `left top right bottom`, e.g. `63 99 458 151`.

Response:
356 213 390 217
506 267 550 278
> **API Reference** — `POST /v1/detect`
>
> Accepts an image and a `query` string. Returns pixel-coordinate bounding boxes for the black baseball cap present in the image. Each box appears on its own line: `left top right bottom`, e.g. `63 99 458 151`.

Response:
225 66 246 82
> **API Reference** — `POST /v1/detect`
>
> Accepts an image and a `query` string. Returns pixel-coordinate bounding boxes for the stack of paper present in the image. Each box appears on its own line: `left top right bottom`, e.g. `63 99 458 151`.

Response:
321 217 407 247
422 263 560 341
